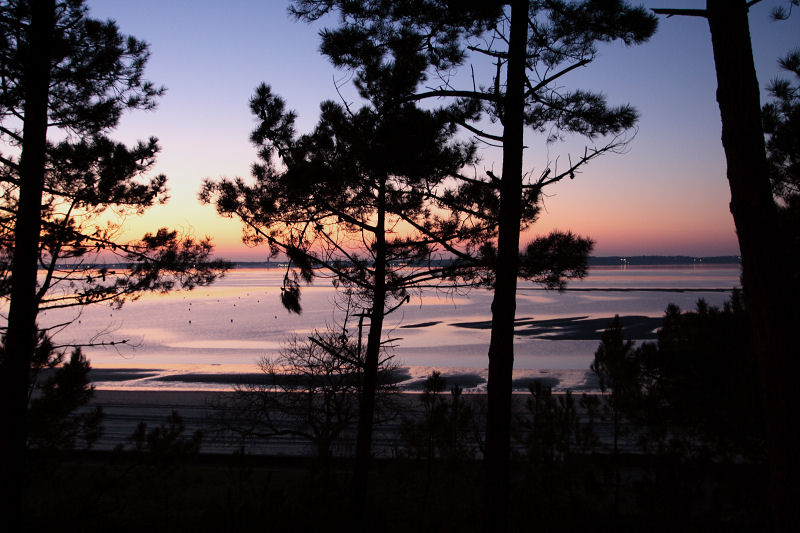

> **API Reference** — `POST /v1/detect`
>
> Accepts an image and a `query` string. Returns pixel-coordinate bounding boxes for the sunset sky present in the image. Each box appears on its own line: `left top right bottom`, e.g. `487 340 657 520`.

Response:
85 0 799 260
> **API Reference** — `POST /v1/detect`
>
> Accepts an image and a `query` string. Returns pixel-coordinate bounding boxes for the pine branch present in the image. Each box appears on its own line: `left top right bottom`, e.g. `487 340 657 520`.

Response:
456 120 504 142
36 199 78 302
50 339 131 350
466 45 508 59
0 154 19 170
405 89 501 104
527 134 631 189
651 8 708 18
319 201 378 233
392 208 475 263
0 124 22 143
525 58 591 97
254 222 371 291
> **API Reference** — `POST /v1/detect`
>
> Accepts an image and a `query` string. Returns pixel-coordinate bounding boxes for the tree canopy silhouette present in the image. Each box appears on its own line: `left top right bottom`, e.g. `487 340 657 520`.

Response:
594 295 764 461
652 3 799 529
763 49 800 204
763 47 800 296
202 70 495 514
291 0 656 526
0 0 227 525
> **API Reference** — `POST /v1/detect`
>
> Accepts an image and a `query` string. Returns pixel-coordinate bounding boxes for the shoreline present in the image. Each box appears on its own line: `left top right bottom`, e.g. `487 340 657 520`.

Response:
87 367 600 394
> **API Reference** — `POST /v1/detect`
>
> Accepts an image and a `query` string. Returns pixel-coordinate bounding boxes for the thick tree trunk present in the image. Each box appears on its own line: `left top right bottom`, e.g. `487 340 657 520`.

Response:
484 0 528 530
0 0 55 528
351 179 387 522
706 1 799 530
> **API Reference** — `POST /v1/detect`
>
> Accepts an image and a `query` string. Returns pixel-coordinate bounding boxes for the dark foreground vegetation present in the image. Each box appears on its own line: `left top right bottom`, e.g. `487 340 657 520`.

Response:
23 445 765 532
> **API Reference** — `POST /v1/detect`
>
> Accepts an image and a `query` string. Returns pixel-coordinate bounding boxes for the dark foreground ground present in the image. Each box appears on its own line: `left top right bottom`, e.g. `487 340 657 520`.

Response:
24 449 766 532
19 390 768 532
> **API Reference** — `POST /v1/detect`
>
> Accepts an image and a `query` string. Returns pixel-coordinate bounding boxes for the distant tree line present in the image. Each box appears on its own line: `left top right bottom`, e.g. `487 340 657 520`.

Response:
224 255 742 270
588 256 741 266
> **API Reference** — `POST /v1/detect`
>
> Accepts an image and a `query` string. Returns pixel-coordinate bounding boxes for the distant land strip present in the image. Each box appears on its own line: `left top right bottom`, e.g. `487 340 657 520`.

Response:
54 256 741 270
232 255 742 269
518 287 736 292
586 255 739 266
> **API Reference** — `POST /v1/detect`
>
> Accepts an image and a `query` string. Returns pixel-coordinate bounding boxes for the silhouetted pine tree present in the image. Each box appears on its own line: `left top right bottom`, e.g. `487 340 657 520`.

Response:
290 1 656 526
202 68 495 516
0 1 227 524
763 47 800 297
763 49 800 204
652 3 800 528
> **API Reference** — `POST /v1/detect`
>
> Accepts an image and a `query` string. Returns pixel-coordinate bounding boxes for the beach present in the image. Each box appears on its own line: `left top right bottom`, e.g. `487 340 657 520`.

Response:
87 387 641 457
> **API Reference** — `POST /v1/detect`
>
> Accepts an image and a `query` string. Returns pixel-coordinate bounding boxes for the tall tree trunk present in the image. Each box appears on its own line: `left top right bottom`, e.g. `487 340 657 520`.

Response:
706 1 799 530
484 0 528 530
0 0 55 528
351 178 387 522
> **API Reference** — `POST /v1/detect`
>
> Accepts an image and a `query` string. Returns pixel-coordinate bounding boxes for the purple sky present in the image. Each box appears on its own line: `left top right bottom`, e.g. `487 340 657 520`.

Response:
84 0 799 259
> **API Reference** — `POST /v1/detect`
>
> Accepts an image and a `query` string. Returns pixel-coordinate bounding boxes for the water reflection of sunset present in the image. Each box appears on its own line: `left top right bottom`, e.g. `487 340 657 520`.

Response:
35 266 741 392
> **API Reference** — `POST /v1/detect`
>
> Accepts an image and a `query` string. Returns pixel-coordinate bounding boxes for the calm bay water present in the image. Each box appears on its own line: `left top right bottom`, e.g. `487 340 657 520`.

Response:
36 265 741 392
